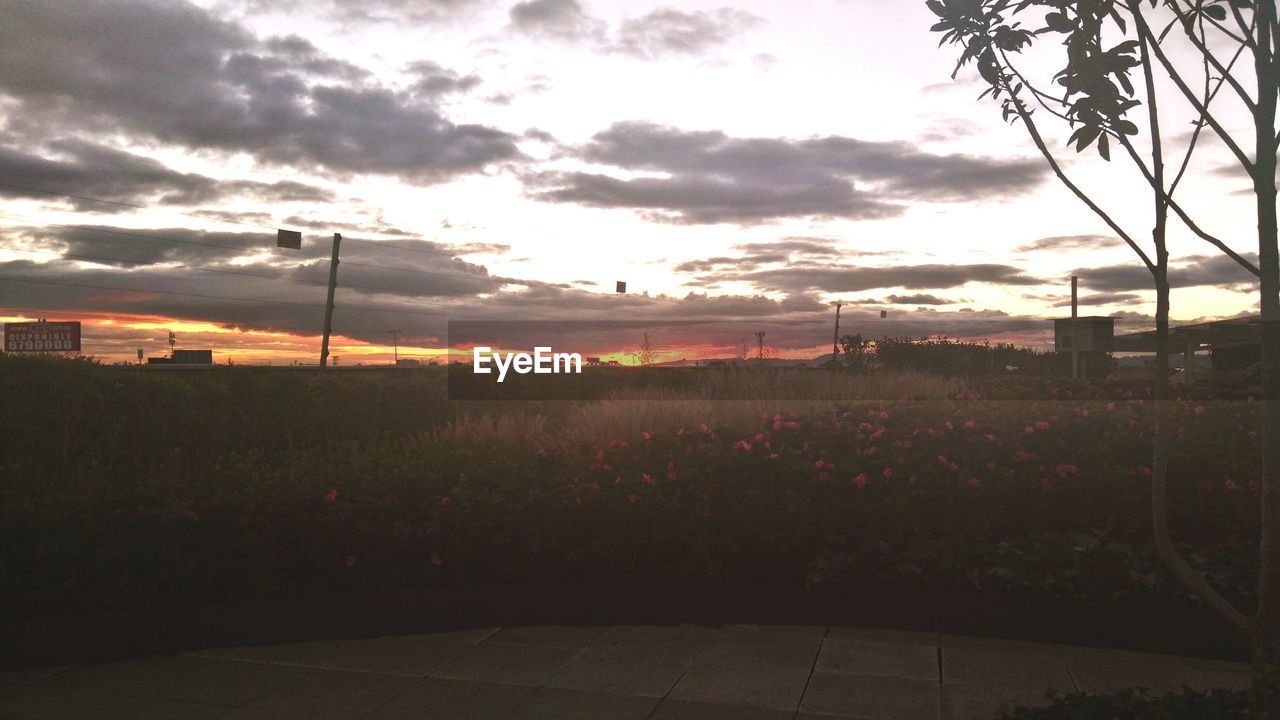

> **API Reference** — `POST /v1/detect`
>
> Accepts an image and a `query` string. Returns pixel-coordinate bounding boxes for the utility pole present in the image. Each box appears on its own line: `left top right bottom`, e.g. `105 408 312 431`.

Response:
1070 275 1079 380
755 330 766 362
832 302 842 360
319 233 341 370
388 329 402 365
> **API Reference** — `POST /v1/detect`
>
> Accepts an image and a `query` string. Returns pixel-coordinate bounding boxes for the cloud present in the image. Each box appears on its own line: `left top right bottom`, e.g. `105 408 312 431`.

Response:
528 122 1047 224
404 61 482 97
883 293 954 305
611 8 760 59
0 141 334 210
509 0 606 42
1074 253 1264 292
1050 292 1143 307
0 0 520 184
239 0 484 25
740 263 1043 294
1016 234 1116 252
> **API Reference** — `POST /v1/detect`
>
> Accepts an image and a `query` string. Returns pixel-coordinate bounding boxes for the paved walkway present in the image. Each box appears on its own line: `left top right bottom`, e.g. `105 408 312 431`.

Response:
0 625 1252 719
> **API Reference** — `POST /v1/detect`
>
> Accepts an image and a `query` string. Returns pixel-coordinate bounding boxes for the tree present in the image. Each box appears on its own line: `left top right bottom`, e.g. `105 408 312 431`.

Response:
633 331 658 367
840 334 874 373
929 0 1278 705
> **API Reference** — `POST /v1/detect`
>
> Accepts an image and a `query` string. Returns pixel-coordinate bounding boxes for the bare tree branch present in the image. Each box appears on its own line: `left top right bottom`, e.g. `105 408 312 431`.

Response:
1165 0 1257 110
1134 7 1257 171
1118 136 1262 276
1227 0 1260 50
1002 85 1156 271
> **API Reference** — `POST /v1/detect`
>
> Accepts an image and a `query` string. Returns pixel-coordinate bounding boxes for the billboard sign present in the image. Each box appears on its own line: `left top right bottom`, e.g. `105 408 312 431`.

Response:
4 321 82 352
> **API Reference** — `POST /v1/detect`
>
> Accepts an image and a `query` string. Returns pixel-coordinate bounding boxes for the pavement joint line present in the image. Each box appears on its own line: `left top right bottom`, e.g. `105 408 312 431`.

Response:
791 625 831 720
484 629 594 718
640 624 720 720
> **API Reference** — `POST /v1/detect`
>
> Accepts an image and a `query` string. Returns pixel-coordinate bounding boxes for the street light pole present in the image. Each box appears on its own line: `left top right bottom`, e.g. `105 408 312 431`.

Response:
388 329 401 365
319 233 342 370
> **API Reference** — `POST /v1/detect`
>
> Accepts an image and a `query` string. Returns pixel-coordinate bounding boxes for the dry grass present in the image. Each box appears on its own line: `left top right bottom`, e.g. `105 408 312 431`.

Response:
440 369 966 454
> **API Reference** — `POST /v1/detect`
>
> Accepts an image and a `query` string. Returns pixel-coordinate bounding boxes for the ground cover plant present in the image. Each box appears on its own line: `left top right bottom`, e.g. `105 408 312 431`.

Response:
0 355 1262 621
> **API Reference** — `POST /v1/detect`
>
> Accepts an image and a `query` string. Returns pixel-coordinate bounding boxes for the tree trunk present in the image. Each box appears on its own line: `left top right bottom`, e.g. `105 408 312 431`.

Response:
1252 0 1280 711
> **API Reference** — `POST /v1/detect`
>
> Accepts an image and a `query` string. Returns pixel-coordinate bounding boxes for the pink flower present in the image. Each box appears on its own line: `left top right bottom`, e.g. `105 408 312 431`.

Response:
937 455 948 465
641 473 654 485
441 496 452 507
768 453 779 460
860 422 875 432
1250 480 1261 492
785 421 801 430
1040 477 1052 492
699 423 709 433
882 467 893 479
1106 402 1116 411
1024 425 1035 434
345 554 356 568
1142 467 1152 478
1080 408 1089 417
964 419 976 428
324 489 339 502
986 462 996 472
575 496 583 505
642 431 651 441
1194 405 1206 416
755 434 765 442
773 420 783 431
945 421 954 431
668 470 678 480
948 462 959 472
431 553 444 567
1199 481 1214 493
853 473 867 489
1250 430 1258 439
966 477 981 488
628 494 639 504
1035 421 1051 431
1226 479 1240 491
734 440 753 452
1056 463 1080 478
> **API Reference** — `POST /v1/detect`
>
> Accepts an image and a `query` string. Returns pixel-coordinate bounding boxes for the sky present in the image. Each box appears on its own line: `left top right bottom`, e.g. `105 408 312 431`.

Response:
0 0 1267 364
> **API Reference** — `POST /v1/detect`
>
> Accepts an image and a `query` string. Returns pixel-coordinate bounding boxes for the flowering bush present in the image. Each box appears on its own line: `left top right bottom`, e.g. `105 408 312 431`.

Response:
0 357 1263 617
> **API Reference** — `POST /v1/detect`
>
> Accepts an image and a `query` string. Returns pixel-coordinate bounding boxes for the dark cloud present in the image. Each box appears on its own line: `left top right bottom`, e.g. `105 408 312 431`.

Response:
242 0 483 24
611 8 760 59
883 293 954 305
1075 253 1265 292
672 236 851 274
1050 292 1143 307
0 141 335 211
740 263 1043 294
509 0 606 42
528 122 1047 224
404 61 482 97
1016 234 1116 252
0 0 519 184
